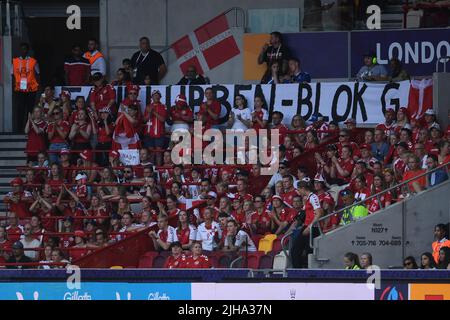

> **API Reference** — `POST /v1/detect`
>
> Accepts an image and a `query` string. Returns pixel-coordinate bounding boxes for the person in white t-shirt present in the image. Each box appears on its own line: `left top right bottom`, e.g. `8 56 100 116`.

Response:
20 223 41 261
223 220 256 252
148 214 178 251
196 207 221 252
227 94 252 131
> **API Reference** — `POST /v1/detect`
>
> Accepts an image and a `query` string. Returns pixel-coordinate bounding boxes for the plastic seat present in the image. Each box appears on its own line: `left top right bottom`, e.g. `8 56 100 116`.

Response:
259 254 274 269
272 238 282 254
258 234 277 254
110 266 123 269
138 251 158 268
152 255 167 268
243 251 265 269
216 252 236 268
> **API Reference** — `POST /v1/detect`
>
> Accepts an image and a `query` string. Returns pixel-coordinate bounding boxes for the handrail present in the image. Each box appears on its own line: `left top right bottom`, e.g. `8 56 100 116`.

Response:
281 232 292 269
159 7 246 55
436 56 450 73
309 160 450 247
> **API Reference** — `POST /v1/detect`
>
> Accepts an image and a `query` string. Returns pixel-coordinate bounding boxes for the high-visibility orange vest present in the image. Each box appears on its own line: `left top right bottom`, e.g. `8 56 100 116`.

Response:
12 57 39 92
432 239 450 263
83 51 104 66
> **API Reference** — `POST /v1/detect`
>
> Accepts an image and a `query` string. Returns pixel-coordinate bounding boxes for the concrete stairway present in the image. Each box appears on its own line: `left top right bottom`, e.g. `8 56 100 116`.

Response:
0 134 28 215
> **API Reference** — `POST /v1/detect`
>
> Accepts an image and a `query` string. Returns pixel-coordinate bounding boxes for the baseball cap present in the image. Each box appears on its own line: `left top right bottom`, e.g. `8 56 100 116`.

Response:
91 72 103 82
80 150 93 162
12 241 24 249
310 113 324 123
10 177 23 187
429 123 441 131
175 94 187 107
207 191 217 199
271 195 283 202
360 143 371 150
424 109 435 116
151 90 161 97
75 173 88 181
74 230 86 239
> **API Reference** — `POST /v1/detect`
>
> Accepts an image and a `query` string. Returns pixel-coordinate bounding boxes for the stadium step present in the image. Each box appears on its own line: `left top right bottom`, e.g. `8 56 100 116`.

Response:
0 133 28 214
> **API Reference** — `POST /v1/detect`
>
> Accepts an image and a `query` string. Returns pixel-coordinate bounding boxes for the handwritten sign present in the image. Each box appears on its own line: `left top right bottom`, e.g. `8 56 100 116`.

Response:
119 149 140 166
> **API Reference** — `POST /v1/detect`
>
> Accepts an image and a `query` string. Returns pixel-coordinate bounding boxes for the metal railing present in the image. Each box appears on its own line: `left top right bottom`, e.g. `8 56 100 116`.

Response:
309 160 450 247
158 6 246 55
436 56 450 73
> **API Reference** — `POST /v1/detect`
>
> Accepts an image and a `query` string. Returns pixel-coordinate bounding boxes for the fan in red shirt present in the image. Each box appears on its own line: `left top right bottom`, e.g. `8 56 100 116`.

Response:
5 212 24 243
234 179 253 202
250 195 271 235
4 178 32 218
350 161 374 190
336 129 361 159
0 226 12 256
96 107 114 166
89 73 116 113
46 107 70 162
281 175 298 207
198 88 221 127
170 94 193 132
25 106 47 163
164 241 187 269
175 210 197 250
230 197 246 226
112 102 141 150
270 195 298 235
376 108 396 137
70 230 89 261
270 111 289 144
251 96 269 134
183 242 212 269
313 175 337 232
330 145 355 185
143 90 168 166
352 174 372 202
367 174 393 213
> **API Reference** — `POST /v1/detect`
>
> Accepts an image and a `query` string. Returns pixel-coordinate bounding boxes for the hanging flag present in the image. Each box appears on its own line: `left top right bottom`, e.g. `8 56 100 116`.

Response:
171 13 240 75
407 79 433 120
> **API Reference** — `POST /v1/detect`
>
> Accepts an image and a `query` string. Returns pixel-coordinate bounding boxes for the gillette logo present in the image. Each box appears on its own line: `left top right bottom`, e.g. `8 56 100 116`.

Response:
63 291 92 300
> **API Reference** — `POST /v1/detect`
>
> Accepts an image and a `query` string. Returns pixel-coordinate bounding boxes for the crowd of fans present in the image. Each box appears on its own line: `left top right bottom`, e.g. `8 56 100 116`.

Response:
5 34 450 270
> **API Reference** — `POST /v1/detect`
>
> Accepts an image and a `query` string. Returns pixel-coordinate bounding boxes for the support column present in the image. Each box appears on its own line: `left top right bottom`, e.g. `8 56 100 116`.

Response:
433 72 450 131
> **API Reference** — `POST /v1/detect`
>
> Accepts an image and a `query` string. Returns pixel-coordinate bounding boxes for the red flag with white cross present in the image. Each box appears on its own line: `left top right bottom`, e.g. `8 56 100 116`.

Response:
171 13 241 75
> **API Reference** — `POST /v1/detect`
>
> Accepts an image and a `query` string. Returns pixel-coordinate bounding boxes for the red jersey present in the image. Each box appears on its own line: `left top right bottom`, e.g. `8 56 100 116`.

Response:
336 158 355 182
96 121 114 143
250 209 271 235
170 106 193 123
5 191 32 218
164 254 187 269
90 84 116 111
367 187 392 212
199 100 221 125
26 120 47 156
6 225 24 243
176 225 196 246
376 122 396 137
64 207 85 231
144 103 168 138
71 121 91 143
278 207 298 224
393 157 407 180
234 193 254 202
231 210 247 226
183 254 212 269
252 109 269 132
47 120 70 144
281 189 298 207
303 192 321 226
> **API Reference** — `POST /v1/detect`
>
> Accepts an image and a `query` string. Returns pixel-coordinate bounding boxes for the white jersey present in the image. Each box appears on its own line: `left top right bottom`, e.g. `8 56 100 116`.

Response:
157 225 178 243
224 230 257 252
231 108 252 131
196 221 221 251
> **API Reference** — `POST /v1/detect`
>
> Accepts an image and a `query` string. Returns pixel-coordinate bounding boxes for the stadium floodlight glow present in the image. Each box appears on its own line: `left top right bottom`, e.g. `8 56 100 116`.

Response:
170 121 280 175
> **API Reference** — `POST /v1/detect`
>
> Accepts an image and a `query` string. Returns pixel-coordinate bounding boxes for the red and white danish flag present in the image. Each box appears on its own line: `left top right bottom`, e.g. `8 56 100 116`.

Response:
171 13 240 75
407 79 433 120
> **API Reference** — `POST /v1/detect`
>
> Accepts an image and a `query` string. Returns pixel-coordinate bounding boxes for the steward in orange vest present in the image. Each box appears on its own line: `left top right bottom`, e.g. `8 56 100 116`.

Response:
83 38 106 75
432 224 450 264
12 44 39 93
